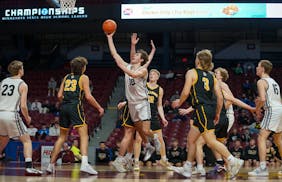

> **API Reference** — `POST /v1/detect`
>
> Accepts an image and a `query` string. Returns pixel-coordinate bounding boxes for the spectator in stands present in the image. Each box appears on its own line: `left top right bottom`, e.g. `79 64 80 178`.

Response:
240 128 251 143
48 77 57 97
242 79 251 94
247 119 261 135
228 128 241 143
230 139 244 159
42 99 54 114
49 122 60 137
163 99 173 114
36 124 49 140
243 61 255 75
70 139 82 163
31 99 43 113
27 124 38 137
244 138 259 167
237 109 251 125
167 139 183 167
266 139 276 167
233 63 243 75
170 91 180 102
50 101 60 116
96 141 111 165
58 142 75 164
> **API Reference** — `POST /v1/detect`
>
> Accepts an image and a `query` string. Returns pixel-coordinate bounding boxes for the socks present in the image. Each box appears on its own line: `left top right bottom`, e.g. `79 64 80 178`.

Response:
81 156 88 165
161 156 167 161
216 159 224 166
197 164 204 170
227 155 235 164
153 134 158 140
25 158 32 168
125 153 133 160
184 161 192 168
260 161 266 170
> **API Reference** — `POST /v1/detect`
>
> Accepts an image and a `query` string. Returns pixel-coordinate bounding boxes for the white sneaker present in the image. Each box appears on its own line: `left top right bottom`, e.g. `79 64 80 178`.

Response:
171 166 192 178
144 145 155 161
125 158 133 171
248 167 269 176
112 157 127 173
228 158 244 178
46 163 55 174
133 160 140 171
25 168 43 176
192 167 206 176
153 134 161 152
80 164 98 175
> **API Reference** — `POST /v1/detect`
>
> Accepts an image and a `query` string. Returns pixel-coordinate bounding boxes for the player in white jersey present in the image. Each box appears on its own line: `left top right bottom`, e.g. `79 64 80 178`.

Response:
248 60 282 176
106 32 160 172
0 60 42 175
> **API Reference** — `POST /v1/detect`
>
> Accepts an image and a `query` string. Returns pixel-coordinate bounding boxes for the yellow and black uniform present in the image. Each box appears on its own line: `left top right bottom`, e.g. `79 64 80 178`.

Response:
147 83 161 131
60 74 86 129
215 98 229 141
119 100 134 128
190 68 217 133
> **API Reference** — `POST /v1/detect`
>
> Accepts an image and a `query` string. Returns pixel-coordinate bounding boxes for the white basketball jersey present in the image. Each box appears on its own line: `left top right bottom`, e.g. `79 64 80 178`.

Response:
0 77 24 112
262 77 282 108
125 65 148 103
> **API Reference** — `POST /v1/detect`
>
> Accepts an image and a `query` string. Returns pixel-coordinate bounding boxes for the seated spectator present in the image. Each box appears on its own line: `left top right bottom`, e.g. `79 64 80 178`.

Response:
96 141 111 165
244 138 259 167
50 101 60 116
36 124 49 140
48 77 57 97
58 142 75 163
49 122 60 136
243 61 255 74
31 99 43 113
233 63 243 75
163 99 173 114
266 139 277 167
70 139 82 163
27 124 38 137
41 99 54 114
228 128 241 143
167 139 183 167
240 128 251 143
238 109 251 125
230 139 244 159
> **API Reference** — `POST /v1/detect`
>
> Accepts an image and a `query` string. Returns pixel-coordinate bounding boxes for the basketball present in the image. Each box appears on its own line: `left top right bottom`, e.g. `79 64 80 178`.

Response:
102 19 117 34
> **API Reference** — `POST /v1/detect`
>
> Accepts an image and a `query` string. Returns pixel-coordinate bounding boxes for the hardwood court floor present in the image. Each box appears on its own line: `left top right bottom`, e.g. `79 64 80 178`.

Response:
0 162 281 182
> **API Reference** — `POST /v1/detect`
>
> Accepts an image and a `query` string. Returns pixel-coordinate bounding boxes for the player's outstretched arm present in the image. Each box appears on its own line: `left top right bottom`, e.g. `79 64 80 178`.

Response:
143 40 156 69
19 82 31 124
81 75 104 117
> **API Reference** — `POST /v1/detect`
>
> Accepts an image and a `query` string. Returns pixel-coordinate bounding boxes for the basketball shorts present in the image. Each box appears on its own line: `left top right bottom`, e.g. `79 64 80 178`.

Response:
60 103 86 129
215 112 229 140
0 111 28 139
192 104 216 133
226 105 235 132
261 107 282 133
150 113 161 131
120 104 134 128
128 100 151 122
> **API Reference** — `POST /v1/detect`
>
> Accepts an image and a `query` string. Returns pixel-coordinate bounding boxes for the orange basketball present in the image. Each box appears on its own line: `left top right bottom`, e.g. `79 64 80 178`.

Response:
102 19 117 34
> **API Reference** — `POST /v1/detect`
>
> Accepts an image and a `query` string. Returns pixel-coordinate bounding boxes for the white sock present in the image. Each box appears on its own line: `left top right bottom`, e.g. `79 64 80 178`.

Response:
161 156 167 161
25 158 32 162
134 158 139 162
81 156 88 165
153 133 158 140
260 161 266 170
227 155 235 164
125 153 132 159
197 164 204 170
184 161 192 168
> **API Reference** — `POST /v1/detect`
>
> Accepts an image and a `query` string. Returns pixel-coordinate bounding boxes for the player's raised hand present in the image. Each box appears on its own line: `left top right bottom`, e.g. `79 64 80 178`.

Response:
131 33 139 45
98 107 105 117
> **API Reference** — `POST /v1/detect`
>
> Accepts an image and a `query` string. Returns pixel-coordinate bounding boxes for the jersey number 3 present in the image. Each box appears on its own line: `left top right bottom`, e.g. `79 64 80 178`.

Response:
1 84 15 96
202 77 210 91
64 79 77 92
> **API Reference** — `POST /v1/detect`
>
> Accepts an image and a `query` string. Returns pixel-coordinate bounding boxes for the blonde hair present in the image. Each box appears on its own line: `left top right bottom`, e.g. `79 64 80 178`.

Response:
8 60 23 76
196 49 213 71
259 60 272 74
149 69 160 78
215 67 229 82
